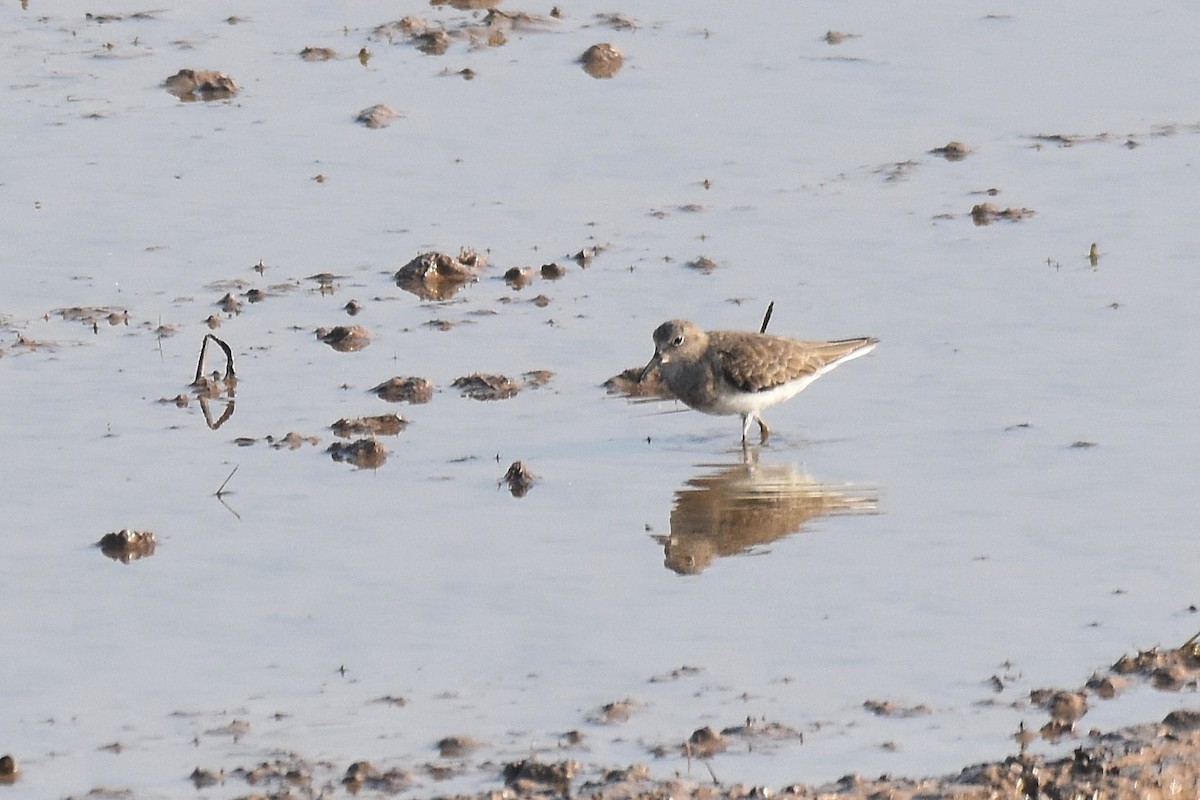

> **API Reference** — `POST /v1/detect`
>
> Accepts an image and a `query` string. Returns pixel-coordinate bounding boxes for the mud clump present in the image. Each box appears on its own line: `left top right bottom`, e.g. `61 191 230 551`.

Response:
580 43 623 78
395 248 486 300
588 699 639 724
328 438 388 469
500 461 536 497
540 262 567 279
0 755 19 783
503 759 577 794
300 46 336 61
686 256 718 273
53 306 129 328
267 432 321 450
372 376 434 404
971 202 1035 225
931 140 971 160
356 104 400 129
604 365 674 400
331 414 407 437
863 699 932 718
824 30 860 44
504 266 533 289
164 69 238 101
342 760 412 792
436 735 484 758
97 529 157 563
453 373 521 401
316 325 372 352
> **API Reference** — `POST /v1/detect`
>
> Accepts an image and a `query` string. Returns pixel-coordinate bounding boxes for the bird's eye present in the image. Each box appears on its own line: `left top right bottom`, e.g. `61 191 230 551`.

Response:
672 335 684 347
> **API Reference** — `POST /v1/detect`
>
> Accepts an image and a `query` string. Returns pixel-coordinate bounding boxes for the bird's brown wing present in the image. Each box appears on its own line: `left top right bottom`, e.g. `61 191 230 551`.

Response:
714 333 876 393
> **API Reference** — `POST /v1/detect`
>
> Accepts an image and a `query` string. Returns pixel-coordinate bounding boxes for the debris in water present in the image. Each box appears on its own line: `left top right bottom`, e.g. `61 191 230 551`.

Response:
395 248 486 300
504 267 533 289
97 529 157 563
328 438 388 469
453 373 521 401
300 46 336 61
930 140 971 161
436 735 484 758
580 43 623 78
356 104 400 129
971 202 1034 225
824 30 859 44
502 759 577 794
371 376 434 404
500 461 536 497
604 365 673 400
316 325 372 352
163 69 238 101
540 262 566 280
331 414 407 437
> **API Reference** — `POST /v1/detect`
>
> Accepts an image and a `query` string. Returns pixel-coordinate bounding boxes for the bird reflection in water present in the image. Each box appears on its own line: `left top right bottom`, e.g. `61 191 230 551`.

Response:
656 457 876 575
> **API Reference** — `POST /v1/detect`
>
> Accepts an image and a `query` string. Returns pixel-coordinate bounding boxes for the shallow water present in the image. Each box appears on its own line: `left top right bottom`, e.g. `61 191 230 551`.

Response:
3 1 1200 797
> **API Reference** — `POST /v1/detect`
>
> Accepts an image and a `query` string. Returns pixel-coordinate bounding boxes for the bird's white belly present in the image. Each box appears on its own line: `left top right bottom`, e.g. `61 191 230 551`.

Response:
702 375 818 417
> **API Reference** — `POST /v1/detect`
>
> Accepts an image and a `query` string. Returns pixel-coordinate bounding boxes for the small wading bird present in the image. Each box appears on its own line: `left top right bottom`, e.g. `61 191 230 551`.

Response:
640 319 877 444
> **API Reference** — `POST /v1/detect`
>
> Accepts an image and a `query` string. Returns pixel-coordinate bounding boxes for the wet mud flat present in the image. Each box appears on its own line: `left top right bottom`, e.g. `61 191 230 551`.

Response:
9 642 1195 799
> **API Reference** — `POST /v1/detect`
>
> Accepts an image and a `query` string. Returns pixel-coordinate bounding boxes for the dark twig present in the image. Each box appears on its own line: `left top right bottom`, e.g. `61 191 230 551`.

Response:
214 465 241 520
193 333 236 384
215 465 238 498
759 301 774 334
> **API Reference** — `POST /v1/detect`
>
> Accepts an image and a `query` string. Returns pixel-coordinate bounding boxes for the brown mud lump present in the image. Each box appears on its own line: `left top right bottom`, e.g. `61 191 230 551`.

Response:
580 43 623 78
356 104 400 129
452 373 520 401
164 69 237 101
316 325 371 352
395 249 485 300
372 376 434 404
501 461 536 497
436 735 484 758
300 46 336 61
331 414 407 437
97 529 157 563
0 755 18 782
931 140 971 160
328 439 388 469
503 759 577 794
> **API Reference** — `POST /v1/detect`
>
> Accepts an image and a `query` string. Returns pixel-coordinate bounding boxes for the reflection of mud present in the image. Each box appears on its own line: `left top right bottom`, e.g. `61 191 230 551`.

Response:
658 461 876 574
